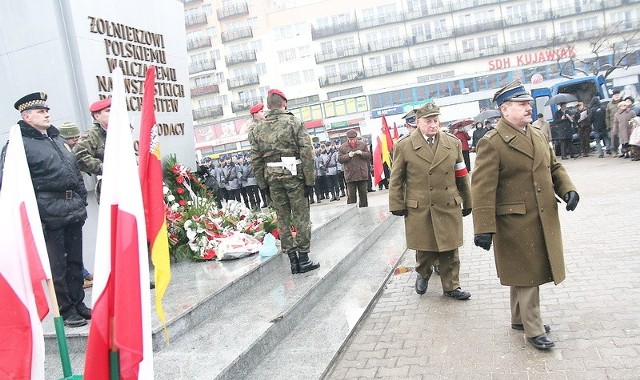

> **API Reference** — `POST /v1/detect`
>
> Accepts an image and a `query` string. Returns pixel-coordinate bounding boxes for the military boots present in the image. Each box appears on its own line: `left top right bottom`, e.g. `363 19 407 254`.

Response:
297 252 320 273
287 252 300 274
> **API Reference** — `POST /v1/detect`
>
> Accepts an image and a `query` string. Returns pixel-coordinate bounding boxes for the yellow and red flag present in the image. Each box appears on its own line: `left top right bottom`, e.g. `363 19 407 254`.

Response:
138 66 171 332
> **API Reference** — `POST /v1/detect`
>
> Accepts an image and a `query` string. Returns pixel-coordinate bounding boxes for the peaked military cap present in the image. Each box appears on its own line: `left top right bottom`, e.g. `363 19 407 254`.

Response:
268 89 287 101
415 102 440 119
14 92 50 112
89 98 111 113
493 79 533 106
59 122 81 139
402 110 417 126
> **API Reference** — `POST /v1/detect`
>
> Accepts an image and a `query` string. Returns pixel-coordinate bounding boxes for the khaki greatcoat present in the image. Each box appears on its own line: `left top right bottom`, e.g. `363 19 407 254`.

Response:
471 119 576 286
389 130 471 252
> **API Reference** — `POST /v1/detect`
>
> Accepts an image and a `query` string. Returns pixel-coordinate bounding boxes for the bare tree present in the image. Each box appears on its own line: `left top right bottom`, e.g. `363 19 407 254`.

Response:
556 24 640 79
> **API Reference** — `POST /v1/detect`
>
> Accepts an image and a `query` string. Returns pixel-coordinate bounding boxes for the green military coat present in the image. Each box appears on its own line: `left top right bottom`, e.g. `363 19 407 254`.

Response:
389 130 471 252
472 118 577 286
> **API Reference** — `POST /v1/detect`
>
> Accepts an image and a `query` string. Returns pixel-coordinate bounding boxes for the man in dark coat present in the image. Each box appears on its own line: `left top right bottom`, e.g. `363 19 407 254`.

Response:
589 96 609 158
338 129 372 207
1 92 89 327
472 80 579 350
389 102 472 300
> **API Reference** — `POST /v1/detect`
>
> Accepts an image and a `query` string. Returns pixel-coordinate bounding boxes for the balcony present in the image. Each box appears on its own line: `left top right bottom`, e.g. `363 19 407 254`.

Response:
311 20 358 40
452 19 504 38
315 46 363 63
193 105 223 120
364 36 410 54
182 0 203 5
225 50 257 67
451 0 501 11
190 84 220 97
188 59 216 74
319 70 363 87
504 38 548 53
185 13 207 27
221 26 253 43
503 12 552 26
357 11 405 30
231 98 262 113
187 36 212 51
364 61 414 78
217 2 249 20
227 74 259 89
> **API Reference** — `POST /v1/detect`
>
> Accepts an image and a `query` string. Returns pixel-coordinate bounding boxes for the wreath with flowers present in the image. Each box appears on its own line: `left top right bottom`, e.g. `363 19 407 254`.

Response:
163 155 278 261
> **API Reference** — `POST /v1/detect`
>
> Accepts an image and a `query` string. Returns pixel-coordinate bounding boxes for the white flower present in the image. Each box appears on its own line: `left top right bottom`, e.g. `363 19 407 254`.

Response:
163 186 170 195
167 195 175 202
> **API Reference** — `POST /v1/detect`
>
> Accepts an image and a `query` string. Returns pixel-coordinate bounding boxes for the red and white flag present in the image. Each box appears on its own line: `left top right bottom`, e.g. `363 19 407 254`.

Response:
84 67 153 379
0 125 51 379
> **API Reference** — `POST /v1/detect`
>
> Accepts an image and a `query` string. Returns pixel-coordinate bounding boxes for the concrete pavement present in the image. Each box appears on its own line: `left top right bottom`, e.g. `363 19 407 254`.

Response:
327 155 640 379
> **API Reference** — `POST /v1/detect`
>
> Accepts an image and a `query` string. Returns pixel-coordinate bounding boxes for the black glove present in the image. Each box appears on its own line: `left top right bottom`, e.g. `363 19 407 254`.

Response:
261 186 270 196
474 233 493 251
391 210 406 216
304 185 314 198
461 208 472 217
564 191 579 211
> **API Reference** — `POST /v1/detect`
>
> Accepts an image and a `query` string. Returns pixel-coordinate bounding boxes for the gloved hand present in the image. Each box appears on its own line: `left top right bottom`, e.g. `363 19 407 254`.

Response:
461 208 472 217
563 191 579 211
474 233 493 251
304 185 314 198
391 210 406 216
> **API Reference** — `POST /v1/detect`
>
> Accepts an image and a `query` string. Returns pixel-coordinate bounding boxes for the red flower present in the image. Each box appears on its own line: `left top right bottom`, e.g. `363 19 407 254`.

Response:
202 249 216 260
271 228 280 239
176 177 185 184
176 187 185 195
178 200 187 206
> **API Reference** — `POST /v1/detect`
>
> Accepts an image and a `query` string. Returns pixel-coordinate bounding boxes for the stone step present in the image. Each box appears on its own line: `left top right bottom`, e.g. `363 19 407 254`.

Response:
244 218 407 380
152 206 394 379
43 203 353 354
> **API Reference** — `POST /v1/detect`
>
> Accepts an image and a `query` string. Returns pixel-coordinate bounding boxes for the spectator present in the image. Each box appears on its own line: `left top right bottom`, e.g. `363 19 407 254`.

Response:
531 113 551 143
338 129 372 207
589 97 609 158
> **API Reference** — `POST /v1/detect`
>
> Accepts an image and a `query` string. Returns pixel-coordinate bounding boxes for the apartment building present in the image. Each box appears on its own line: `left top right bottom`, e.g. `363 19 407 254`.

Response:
183 0 640 157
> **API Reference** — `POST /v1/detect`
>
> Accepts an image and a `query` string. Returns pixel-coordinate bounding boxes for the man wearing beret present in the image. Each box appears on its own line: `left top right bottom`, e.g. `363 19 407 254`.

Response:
472 79 579 350
338 129 371 207
73 98 111 201
249 89 319 274
389 102 473 301
1 92 90 327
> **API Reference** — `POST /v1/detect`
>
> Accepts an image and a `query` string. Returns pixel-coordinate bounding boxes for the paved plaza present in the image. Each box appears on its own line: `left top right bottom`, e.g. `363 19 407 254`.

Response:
327 155 640 379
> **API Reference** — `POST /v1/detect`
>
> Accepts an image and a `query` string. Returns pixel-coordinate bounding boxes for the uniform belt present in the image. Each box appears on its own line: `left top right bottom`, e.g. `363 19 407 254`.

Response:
266 159 302 167
39 190 75 200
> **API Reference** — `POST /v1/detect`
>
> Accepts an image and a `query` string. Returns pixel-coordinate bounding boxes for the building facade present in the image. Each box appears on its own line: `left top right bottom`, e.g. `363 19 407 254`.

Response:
184 0 640 158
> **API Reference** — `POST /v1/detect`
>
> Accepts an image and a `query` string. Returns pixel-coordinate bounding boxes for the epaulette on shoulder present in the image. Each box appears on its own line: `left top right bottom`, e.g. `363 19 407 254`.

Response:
484 129 498 138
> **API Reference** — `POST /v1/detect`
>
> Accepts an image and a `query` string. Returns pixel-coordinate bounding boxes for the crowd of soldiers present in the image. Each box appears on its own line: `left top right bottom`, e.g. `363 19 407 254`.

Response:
198 152 266 210
198 139 350 210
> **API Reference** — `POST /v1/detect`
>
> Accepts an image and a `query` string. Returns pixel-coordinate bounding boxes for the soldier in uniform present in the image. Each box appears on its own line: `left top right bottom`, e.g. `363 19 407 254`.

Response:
73 98 111 201
389 102 472 300
472 79 579 350
248 88 319 274
239 152 260 210
249 104 269 208
1 92 90 327
221 154 241 202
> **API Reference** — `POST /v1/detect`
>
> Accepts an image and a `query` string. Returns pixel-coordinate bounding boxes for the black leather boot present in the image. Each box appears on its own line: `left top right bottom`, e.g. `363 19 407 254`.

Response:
297 252 320 273
287 252 300 274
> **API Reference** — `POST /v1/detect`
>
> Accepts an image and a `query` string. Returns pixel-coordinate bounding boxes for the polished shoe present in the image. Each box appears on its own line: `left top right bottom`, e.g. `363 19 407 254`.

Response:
433 265 440 275
63 313 88 328
598 154 604 158
310 199 315 204
527 334 555 350
443 288 471 300
632 157 640 161
367 189 376 192
76 304 92 320
330 197 338 202
511 323 550 333
297 252 320 273
415 275 429 295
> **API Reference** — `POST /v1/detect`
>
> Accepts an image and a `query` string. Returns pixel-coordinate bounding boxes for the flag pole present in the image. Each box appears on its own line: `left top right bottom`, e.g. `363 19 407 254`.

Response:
46 279 83 380
110 317 121 380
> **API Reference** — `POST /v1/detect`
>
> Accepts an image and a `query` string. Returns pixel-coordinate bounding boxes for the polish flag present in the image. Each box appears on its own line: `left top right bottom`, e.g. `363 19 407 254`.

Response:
84 67 153 379
0 125 51 379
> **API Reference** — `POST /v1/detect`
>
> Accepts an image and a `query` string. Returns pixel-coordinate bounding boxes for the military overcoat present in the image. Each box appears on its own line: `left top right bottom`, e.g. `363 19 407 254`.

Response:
389 130 471 252
471 118 576 286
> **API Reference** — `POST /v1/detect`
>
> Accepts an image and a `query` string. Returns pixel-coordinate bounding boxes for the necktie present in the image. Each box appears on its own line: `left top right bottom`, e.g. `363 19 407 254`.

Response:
427 137 434 146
